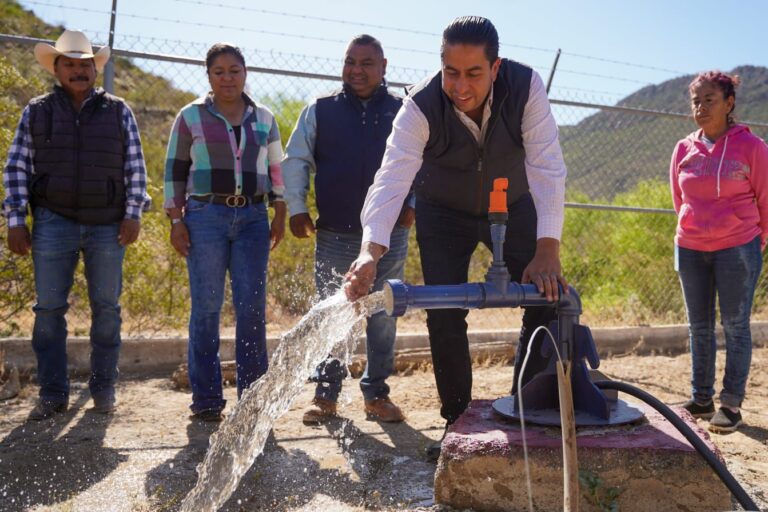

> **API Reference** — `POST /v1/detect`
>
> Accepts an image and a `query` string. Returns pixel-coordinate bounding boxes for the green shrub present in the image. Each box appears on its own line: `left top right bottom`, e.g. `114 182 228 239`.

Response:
562 180 683 324
0 54 45 335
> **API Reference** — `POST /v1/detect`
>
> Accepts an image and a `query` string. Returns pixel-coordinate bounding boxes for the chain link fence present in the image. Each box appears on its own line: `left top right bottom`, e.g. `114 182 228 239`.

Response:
2 32 768 338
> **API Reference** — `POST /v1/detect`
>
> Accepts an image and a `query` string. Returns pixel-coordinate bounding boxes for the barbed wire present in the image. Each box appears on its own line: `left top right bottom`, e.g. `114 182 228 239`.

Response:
555 67 653 85
21 0 439 55
171 0 695 78
563 51 685 76
8 3 655 91
112 32 551 77
168 0 558 54
171 0 439 37
21 0 691 80
113 32 436 75
550 85 627 98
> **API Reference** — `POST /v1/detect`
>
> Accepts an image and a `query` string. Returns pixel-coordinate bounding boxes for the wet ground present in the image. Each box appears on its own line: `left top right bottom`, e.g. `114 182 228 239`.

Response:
1 348 767 511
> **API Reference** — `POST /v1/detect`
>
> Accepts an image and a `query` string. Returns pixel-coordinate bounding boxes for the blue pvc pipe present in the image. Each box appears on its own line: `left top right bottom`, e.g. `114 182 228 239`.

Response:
383 279 580 317
489 223 506 264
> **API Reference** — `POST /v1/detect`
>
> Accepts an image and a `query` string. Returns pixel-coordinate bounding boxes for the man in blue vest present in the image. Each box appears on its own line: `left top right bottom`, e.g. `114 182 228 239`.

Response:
283 35 413 424
2 30 150 420
345 17 568 460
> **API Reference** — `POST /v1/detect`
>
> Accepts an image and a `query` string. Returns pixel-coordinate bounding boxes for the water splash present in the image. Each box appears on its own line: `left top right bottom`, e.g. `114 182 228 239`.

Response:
179 290 385 512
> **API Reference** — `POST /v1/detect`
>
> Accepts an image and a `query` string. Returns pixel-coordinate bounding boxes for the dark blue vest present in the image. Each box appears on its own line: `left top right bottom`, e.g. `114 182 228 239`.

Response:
409 59 532 216
314 83 402 232
28 86 126 224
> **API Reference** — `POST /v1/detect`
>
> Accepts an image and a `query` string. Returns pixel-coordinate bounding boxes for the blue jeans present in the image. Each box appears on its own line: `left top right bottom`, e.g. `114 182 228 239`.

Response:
311 227 409 402
184 198 270 414
677 236 762 408
30 207 125 405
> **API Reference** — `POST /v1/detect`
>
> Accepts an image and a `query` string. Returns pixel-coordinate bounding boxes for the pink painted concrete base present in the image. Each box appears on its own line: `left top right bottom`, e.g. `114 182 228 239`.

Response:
434 399 732 511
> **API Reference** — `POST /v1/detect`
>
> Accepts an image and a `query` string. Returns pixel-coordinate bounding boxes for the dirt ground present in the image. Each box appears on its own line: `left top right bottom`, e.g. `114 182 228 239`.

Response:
0 347 766 512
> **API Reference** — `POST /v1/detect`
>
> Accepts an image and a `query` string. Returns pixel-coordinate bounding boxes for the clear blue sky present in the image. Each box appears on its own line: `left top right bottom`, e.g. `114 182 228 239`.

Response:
17 0 768 104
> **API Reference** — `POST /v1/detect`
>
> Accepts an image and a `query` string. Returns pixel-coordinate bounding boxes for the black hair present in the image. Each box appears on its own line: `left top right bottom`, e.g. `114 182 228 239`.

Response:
348 34 384 58
205 43 246 72
441 16 499 63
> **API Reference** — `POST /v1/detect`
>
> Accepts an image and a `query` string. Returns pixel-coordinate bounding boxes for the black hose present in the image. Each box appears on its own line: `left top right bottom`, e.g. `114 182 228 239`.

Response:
594 380 759 511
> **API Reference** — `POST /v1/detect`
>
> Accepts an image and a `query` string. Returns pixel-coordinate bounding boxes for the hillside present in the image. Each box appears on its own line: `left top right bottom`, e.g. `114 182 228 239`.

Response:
0 1 198 334
561 65 768 201
618 65 768 122
0 1 201 197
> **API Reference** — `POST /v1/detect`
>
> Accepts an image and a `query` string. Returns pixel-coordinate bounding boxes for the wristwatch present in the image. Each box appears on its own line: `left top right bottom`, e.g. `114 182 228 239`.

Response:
171 218 183 225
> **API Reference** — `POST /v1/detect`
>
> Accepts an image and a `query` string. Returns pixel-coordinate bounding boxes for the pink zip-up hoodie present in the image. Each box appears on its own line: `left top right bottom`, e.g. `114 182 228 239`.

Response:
670 124 768 252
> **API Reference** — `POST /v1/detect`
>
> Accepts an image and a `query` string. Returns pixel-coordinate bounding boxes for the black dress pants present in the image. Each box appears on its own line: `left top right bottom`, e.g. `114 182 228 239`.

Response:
415 194 557 423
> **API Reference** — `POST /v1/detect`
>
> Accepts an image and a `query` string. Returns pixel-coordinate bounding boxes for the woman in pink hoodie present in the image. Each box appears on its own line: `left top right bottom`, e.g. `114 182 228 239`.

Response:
670 70 768 433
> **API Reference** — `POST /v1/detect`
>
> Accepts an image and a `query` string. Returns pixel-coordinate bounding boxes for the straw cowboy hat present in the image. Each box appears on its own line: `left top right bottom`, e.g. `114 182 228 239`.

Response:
34 29 111 75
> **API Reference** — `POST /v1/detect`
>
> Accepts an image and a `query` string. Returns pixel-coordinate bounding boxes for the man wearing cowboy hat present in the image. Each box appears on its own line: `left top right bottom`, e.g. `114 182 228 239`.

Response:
2 29 150 420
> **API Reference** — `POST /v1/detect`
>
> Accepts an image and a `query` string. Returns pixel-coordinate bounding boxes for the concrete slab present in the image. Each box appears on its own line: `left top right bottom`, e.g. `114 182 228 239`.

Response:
434 399 731 512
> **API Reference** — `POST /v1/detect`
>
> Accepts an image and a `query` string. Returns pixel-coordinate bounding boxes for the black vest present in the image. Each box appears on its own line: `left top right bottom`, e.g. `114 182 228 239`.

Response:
28 86 126 224
314 84 402 232
409 59 532 216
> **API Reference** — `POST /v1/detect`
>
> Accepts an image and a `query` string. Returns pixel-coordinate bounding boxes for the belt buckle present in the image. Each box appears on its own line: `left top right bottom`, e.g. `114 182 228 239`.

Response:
225 195 247 207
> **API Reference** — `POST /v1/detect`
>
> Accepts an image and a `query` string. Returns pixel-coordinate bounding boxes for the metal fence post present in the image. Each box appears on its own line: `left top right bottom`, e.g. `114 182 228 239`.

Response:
103 0 118 93
546 48 562 95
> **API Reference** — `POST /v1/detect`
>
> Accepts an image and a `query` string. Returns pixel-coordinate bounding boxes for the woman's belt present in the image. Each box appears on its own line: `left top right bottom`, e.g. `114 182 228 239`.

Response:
188 194 267 208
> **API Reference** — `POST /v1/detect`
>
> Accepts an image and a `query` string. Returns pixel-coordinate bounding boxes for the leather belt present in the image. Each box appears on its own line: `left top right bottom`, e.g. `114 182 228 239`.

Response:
189 194 266 208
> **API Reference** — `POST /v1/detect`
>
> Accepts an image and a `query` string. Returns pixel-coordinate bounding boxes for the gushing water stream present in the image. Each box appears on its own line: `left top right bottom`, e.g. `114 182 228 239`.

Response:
179 290 385 511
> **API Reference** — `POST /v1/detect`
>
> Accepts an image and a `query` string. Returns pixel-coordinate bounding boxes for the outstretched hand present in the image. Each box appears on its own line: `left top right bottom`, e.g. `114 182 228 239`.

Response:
344 242 387 301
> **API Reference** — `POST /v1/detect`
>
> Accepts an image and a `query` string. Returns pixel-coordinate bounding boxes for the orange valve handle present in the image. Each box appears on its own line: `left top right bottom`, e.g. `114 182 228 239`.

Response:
489 178 508 214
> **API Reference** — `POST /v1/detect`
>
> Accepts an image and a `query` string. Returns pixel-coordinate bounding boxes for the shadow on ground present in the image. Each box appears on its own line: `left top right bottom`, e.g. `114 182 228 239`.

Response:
0 389 127 512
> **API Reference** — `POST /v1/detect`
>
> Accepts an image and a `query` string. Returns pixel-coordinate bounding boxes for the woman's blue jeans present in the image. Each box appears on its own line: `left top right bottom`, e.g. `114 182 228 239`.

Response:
184 198 270 414
30 207 125 406
677 236 762 408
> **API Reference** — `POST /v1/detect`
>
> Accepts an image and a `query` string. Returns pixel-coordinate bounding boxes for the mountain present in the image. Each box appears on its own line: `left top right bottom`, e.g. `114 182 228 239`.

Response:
618 65 768 122
560 65 768 201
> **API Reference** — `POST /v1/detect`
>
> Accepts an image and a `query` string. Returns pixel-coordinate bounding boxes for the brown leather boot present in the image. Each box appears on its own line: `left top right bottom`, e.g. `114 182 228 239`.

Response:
302 397 338 425
364 397 405 422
